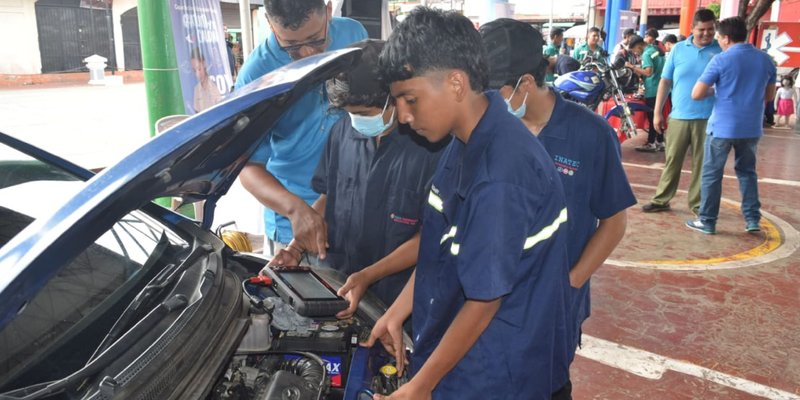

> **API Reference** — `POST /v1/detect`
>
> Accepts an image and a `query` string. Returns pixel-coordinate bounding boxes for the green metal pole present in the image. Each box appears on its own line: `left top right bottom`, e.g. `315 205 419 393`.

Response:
138 0 186 211
137 0 185 138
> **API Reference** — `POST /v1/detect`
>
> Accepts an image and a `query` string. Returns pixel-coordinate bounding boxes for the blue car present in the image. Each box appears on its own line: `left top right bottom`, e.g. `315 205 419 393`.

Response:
0 49 404 400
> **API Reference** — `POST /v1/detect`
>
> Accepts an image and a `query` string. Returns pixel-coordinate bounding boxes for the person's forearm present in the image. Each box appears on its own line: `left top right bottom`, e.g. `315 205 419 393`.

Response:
569 210 627 288
361 233 420 285
385 270 415 321
240 163 309 218
311 195 326 217
654 79 672 115
410 298 502 392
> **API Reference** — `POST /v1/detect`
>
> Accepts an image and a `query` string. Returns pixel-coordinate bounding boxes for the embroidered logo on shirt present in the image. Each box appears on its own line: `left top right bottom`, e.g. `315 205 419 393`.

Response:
553 155 580 177
391 213 419 226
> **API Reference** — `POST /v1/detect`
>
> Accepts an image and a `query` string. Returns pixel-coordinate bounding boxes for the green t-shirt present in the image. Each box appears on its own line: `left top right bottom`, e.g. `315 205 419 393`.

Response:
641 44 665 99
572 43 604 62
544 43 559 82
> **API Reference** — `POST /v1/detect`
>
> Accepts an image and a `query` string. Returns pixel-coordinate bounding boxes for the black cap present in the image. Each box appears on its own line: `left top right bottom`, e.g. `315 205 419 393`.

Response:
480 18 544 90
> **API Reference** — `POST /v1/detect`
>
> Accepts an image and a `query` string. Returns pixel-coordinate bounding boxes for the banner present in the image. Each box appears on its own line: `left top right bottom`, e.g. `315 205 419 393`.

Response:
169 0 233 114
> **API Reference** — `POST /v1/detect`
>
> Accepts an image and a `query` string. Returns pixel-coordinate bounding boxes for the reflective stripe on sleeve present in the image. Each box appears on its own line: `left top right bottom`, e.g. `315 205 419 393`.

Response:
450 242 460 256
523 208 568 251
428 190 444 212
440 226 457 244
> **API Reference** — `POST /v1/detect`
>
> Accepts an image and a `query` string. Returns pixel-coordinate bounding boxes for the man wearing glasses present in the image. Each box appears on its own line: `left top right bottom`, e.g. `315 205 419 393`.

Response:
235 0 367 259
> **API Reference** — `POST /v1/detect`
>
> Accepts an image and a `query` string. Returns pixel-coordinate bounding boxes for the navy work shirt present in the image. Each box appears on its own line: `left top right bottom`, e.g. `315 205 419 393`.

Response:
413 91 572 398
538 90 637 358
311 116 446 306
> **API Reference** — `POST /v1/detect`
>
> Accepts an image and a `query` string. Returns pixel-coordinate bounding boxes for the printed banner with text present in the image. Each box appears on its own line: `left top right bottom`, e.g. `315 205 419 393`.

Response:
169 0 233 114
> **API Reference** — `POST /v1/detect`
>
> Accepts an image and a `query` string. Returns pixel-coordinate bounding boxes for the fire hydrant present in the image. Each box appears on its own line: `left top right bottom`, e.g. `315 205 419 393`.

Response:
83 54 107 85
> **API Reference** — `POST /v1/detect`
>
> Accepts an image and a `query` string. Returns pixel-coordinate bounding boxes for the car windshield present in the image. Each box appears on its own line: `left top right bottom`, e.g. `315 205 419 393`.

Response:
0 142 190 391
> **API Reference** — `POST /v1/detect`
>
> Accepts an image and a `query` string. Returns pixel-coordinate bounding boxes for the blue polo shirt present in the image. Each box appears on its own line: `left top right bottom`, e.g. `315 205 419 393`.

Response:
235 17 367 243
699 43 776 139
538 90 637 358
413 91 572 398
661 35 721 120
311 118 447 306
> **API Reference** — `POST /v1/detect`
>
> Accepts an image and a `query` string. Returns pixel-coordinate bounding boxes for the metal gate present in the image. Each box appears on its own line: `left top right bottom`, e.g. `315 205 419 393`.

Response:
121 7 142 70
35 0 117 74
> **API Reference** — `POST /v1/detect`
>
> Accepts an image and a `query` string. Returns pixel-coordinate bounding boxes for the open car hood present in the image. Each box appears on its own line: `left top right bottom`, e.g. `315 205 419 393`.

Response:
0 49 361 329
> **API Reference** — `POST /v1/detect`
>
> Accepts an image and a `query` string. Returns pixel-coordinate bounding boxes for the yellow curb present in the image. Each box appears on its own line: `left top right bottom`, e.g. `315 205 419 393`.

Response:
640 215 782 265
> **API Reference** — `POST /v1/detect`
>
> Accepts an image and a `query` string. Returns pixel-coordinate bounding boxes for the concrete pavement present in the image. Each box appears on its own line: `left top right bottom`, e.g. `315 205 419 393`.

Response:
0 82 150 170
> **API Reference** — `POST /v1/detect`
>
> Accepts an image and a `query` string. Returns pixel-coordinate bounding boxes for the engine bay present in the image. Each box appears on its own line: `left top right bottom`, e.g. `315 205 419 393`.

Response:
209 259 408 400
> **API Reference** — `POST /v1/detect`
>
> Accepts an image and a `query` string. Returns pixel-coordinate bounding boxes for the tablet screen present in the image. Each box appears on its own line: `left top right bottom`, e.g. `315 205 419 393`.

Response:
279 271 337 300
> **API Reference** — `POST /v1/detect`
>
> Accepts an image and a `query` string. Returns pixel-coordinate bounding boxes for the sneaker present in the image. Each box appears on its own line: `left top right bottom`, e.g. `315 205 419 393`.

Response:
656 142 665 152
686 219 715 234
642 203 671 213
636 143 658 152
746 221 761 232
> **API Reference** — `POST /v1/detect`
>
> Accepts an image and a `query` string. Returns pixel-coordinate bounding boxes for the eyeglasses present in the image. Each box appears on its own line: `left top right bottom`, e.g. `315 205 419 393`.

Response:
272 14 329 55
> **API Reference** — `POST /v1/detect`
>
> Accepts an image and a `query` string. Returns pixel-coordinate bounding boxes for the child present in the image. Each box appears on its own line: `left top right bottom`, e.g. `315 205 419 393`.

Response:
775 77 796 128
364 7 572 400
267 40 446 318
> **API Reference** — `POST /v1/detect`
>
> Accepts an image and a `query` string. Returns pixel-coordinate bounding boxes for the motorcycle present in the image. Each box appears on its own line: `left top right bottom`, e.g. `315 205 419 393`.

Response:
554 56 651 141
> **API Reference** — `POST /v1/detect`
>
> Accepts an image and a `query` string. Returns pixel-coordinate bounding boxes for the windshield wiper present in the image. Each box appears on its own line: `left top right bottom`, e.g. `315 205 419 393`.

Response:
90 243 212 362
0 244 213 400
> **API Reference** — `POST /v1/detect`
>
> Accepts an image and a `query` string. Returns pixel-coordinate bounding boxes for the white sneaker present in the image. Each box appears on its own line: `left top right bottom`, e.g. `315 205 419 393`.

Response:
636 143 658 152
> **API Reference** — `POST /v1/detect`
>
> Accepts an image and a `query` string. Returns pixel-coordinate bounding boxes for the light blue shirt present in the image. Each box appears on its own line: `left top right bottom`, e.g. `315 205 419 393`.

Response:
661 35 721 120
235 17 367 243
699 43 776 139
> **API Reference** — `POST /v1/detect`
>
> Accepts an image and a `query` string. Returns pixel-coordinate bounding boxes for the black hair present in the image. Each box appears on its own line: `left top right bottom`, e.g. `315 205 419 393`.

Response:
693 8 716 27
663 34 678 44
550 28 564 40
326 40 389 108
380 7 488 92
588 26 601 36
782 75 794 86
506 59 548 89
718 16 747 43
645 28 659 39
623 28 635 38
628 35 645 49
678 34 687 41
265 0 325 30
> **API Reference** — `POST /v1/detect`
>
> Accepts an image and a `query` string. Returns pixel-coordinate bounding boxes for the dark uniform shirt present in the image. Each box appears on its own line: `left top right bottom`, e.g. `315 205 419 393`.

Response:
311 116 446 306
413 91 572 398
538 90 637 358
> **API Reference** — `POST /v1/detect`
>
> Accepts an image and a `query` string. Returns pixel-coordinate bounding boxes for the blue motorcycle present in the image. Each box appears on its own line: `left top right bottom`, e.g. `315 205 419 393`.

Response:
554 56 651 140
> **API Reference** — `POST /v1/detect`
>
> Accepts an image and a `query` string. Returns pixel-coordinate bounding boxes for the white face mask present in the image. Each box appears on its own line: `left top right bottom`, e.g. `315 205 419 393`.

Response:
348 95 395 137
505 77 528 119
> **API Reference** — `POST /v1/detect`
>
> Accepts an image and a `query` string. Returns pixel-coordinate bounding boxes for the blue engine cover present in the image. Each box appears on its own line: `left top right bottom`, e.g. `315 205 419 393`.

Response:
554 70 604 104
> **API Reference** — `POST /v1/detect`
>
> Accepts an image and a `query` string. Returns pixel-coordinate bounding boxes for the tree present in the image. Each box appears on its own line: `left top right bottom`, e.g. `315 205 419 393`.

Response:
738 0 776 33
708 2 721 19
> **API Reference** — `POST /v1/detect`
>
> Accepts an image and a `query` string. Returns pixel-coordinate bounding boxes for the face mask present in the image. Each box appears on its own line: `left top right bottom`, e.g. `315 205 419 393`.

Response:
349 96 395 137
505 77 528 119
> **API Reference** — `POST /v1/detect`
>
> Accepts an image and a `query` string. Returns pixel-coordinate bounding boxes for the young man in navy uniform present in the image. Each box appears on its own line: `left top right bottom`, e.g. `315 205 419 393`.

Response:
268 40 446 318
481 19 636 394
363 7 573 400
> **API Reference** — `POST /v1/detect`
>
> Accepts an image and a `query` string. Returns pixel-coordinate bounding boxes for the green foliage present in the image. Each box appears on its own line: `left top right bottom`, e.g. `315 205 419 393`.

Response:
707 2 721 19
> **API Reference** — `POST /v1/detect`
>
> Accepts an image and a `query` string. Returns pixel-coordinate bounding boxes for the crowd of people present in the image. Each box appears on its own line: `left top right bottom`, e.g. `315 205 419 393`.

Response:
230 1 777 398
544 10 777 235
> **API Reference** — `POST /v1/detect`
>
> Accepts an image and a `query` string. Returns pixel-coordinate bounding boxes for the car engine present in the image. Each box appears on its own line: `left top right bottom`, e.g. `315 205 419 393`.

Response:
209 267 407 400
